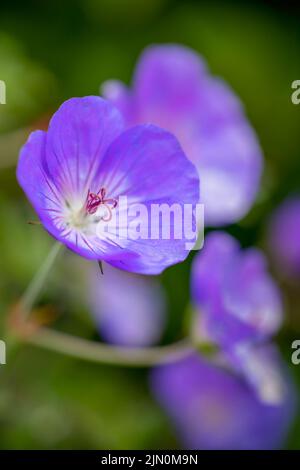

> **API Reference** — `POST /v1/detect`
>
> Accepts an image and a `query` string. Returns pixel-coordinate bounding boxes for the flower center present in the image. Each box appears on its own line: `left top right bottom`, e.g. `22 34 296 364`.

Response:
85 187 118 222
65 187 118 230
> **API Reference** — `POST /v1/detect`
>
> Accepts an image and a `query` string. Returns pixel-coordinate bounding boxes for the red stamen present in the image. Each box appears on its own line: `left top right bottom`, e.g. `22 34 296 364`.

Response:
85 187 118 217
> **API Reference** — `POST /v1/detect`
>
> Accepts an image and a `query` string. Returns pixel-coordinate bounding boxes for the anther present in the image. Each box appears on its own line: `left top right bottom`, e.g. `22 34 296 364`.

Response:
85 187 118 218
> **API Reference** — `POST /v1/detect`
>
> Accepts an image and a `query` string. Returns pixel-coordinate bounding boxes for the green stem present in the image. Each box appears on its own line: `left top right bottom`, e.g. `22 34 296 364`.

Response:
26 329 193 367
14 242 195 367
19 242 62 320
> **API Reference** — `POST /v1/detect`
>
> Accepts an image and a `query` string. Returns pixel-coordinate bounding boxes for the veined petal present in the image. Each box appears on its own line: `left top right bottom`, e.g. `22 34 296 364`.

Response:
44 96 124 199
96 124 200 274
17 97 200 272
16 130 65 239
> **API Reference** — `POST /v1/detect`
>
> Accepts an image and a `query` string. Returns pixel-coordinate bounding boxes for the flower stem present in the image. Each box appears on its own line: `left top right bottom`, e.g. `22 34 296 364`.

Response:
26 329 193 367
13 242 194 367
19 242 62 321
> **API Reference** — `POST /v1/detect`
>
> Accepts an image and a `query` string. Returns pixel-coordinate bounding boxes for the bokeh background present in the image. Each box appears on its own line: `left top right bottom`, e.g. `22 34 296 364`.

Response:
0 0 300 449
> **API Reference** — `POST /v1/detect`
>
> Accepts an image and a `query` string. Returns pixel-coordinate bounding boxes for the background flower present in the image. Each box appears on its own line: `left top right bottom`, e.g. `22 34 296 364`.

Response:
89 263 166 347
268 197 300 278
102 44 263 226
0 0 300 451
191 231 283 349
227 342 290 404
151 354 295 450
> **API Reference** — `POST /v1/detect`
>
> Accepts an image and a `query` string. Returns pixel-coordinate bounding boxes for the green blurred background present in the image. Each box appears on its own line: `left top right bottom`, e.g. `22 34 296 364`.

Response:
0 0 300 449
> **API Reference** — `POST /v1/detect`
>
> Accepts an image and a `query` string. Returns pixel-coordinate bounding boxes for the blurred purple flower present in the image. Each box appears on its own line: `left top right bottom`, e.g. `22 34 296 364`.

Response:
227 342 289 404
191 232 282 349
102 44 263 226
151 354 295 449
89 263 166 347
17 96 199 274
269 197 300 277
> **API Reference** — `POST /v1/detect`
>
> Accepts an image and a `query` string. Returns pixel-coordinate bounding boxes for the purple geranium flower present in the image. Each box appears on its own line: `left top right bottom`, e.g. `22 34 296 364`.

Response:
102 44 263 226
191 232 282 349
17 96 199 274
151 354 295 449
268 197 300 277
89 263 166 346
